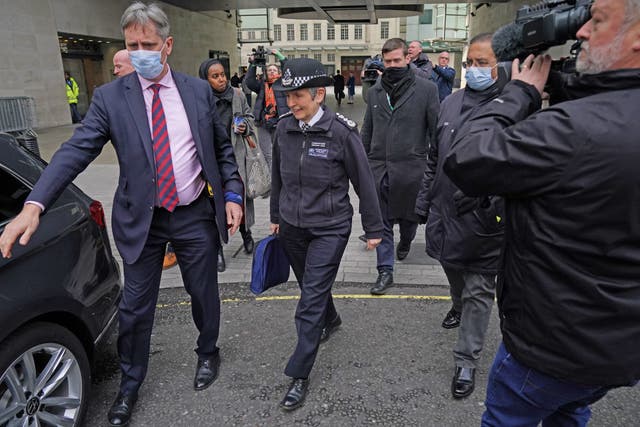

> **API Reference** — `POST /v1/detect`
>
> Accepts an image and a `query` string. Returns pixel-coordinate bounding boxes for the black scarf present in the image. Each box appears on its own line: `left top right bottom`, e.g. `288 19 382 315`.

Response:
380 65 415 108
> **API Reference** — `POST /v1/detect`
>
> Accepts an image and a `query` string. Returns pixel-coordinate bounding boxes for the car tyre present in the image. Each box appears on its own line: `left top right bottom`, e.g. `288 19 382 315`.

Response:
0 322 90 426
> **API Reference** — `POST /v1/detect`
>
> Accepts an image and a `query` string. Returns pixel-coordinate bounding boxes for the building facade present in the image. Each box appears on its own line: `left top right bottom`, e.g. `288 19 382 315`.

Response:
238 9 403 85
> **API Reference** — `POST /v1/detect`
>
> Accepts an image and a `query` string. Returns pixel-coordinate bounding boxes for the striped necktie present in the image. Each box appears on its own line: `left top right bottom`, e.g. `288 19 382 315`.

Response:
151 84 179 211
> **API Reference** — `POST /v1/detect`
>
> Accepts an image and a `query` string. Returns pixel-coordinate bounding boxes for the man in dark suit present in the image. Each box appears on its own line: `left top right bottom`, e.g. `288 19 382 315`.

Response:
0 2 243 426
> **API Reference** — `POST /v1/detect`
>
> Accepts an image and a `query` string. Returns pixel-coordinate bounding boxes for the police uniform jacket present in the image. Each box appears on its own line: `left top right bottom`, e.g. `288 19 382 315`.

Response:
443 69 640 386
270 106 383 239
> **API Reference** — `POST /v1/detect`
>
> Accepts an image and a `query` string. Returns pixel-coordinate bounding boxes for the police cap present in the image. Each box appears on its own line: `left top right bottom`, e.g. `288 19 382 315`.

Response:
272 58 333 92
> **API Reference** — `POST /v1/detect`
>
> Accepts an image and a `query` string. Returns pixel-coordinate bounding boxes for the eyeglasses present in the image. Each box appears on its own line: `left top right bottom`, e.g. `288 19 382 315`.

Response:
462 62 497 69
439 57 450 61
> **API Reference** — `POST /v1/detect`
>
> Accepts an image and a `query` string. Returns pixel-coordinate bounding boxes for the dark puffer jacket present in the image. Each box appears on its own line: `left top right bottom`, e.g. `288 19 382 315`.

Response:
415 83 504 274
443 69 640 386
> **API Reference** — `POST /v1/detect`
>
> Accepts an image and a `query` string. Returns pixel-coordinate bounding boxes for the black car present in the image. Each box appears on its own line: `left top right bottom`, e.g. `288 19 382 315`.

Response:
0 133 122 426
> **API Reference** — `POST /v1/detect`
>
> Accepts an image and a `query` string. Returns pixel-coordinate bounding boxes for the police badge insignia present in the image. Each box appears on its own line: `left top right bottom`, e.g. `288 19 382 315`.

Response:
281 68 293 87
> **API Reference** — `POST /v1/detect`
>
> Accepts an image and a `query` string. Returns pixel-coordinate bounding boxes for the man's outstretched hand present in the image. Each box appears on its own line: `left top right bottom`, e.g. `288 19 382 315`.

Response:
0 204 42 258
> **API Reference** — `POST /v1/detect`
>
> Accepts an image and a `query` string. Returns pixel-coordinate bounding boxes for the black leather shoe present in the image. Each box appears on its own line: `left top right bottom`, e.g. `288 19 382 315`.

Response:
194 354 221 391
442 307 461 329
242 231 255 254
108 392 137 426
280 378 309 411
370 271 394 295
320 315 342 343
217 248 226 273
452 367 475 399
396 240 411 260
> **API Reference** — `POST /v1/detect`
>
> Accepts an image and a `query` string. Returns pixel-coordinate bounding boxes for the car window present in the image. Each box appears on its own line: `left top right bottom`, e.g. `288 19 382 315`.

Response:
0 168 30 224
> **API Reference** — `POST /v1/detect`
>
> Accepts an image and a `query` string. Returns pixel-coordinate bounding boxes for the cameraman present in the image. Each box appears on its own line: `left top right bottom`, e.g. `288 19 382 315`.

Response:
245 48 290 168
443 0 640 424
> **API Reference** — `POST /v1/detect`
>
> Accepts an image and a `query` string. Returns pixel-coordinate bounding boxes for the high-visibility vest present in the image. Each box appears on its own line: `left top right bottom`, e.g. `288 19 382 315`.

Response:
66 78 79 104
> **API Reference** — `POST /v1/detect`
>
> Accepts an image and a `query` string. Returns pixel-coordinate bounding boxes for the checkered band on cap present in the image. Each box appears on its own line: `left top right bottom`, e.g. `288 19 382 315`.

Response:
281 67 327 88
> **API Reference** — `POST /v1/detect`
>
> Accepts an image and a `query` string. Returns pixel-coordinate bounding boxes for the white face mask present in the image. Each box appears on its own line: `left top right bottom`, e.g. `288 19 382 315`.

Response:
465 66 496 91
130 42 166 80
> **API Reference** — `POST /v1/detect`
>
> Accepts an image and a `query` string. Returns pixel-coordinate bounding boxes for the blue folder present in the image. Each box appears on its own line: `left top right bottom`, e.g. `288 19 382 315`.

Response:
250 234 290 295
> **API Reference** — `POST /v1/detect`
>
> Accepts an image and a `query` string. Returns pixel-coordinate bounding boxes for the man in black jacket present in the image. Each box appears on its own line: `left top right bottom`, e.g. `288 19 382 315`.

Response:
443 0 640 424
416 33 504 400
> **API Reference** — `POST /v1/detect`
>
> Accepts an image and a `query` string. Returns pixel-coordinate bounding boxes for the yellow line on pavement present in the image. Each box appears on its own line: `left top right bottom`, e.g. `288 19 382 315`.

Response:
156 294 450 309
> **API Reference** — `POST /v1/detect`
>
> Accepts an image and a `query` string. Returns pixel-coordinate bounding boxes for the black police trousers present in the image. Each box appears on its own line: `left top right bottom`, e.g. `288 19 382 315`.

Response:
278 219 351 379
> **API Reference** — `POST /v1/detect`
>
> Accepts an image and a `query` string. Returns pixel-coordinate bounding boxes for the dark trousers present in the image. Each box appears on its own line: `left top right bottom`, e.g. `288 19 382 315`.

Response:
118 193 221 394
279 219 351 379
482 342 626 426
443 268 495 368
69 103 82 123
376 173 418 272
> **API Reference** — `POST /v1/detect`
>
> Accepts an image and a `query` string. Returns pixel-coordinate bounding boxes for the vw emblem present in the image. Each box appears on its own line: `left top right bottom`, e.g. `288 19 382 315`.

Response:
26 397 40 415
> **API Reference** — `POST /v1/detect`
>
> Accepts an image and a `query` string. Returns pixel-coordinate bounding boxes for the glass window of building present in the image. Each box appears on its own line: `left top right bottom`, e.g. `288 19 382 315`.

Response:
314 53 322 61
354 24 363 40
300 24 308 41
288 54 295 59
340 24 348 40
301 54 308 58
260 30 268 40
380 21 389 39
327 24 335 40
274 24 281 41
419 9 433 24
313 23 321 41
327 53 335 62
287 24 295 41
248 30 255 40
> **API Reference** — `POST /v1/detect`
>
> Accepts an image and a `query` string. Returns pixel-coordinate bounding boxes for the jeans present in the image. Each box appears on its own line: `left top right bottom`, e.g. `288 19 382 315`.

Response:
375 173 418 272
482 342 619 427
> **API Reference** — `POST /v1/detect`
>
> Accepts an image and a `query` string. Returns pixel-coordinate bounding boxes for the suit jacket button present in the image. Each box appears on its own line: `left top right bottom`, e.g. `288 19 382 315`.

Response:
149 206 153 211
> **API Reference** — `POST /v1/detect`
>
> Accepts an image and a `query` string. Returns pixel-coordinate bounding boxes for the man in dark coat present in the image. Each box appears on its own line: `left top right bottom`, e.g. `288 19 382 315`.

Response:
415 33 504 400
333 69 345 106
432 51 456 101
362 38 440 295
443 0 640 424
408 40 434 81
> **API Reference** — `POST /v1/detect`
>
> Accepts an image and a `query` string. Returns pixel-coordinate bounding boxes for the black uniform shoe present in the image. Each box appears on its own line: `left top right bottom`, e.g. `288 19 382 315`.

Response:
108 392 138 426
280 378 309 411
442 307 461 329
370 271 394 295
396 240 411 260
320 315 342 343
194 354 221 391
217 248 226 273
452 367 475 399
242 230 255 254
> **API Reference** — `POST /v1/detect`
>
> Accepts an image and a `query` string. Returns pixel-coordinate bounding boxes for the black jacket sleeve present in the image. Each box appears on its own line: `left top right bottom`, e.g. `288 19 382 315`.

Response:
443 80 577 198
269 129 282 224
343 129 383 238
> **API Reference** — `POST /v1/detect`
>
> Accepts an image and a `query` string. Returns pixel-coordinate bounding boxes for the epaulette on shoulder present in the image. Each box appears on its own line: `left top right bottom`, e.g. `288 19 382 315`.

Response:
334 112 357 130
279 111 294 119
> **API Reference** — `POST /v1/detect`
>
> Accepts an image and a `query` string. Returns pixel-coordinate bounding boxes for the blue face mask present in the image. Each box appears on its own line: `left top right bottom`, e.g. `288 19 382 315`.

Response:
130 43 166 80
465 66 496 91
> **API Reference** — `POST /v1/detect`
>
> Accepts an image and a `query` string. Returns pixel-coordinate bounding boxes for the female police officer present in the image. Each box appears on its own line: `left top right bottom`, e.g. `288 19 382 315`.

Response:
269 58 384 410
